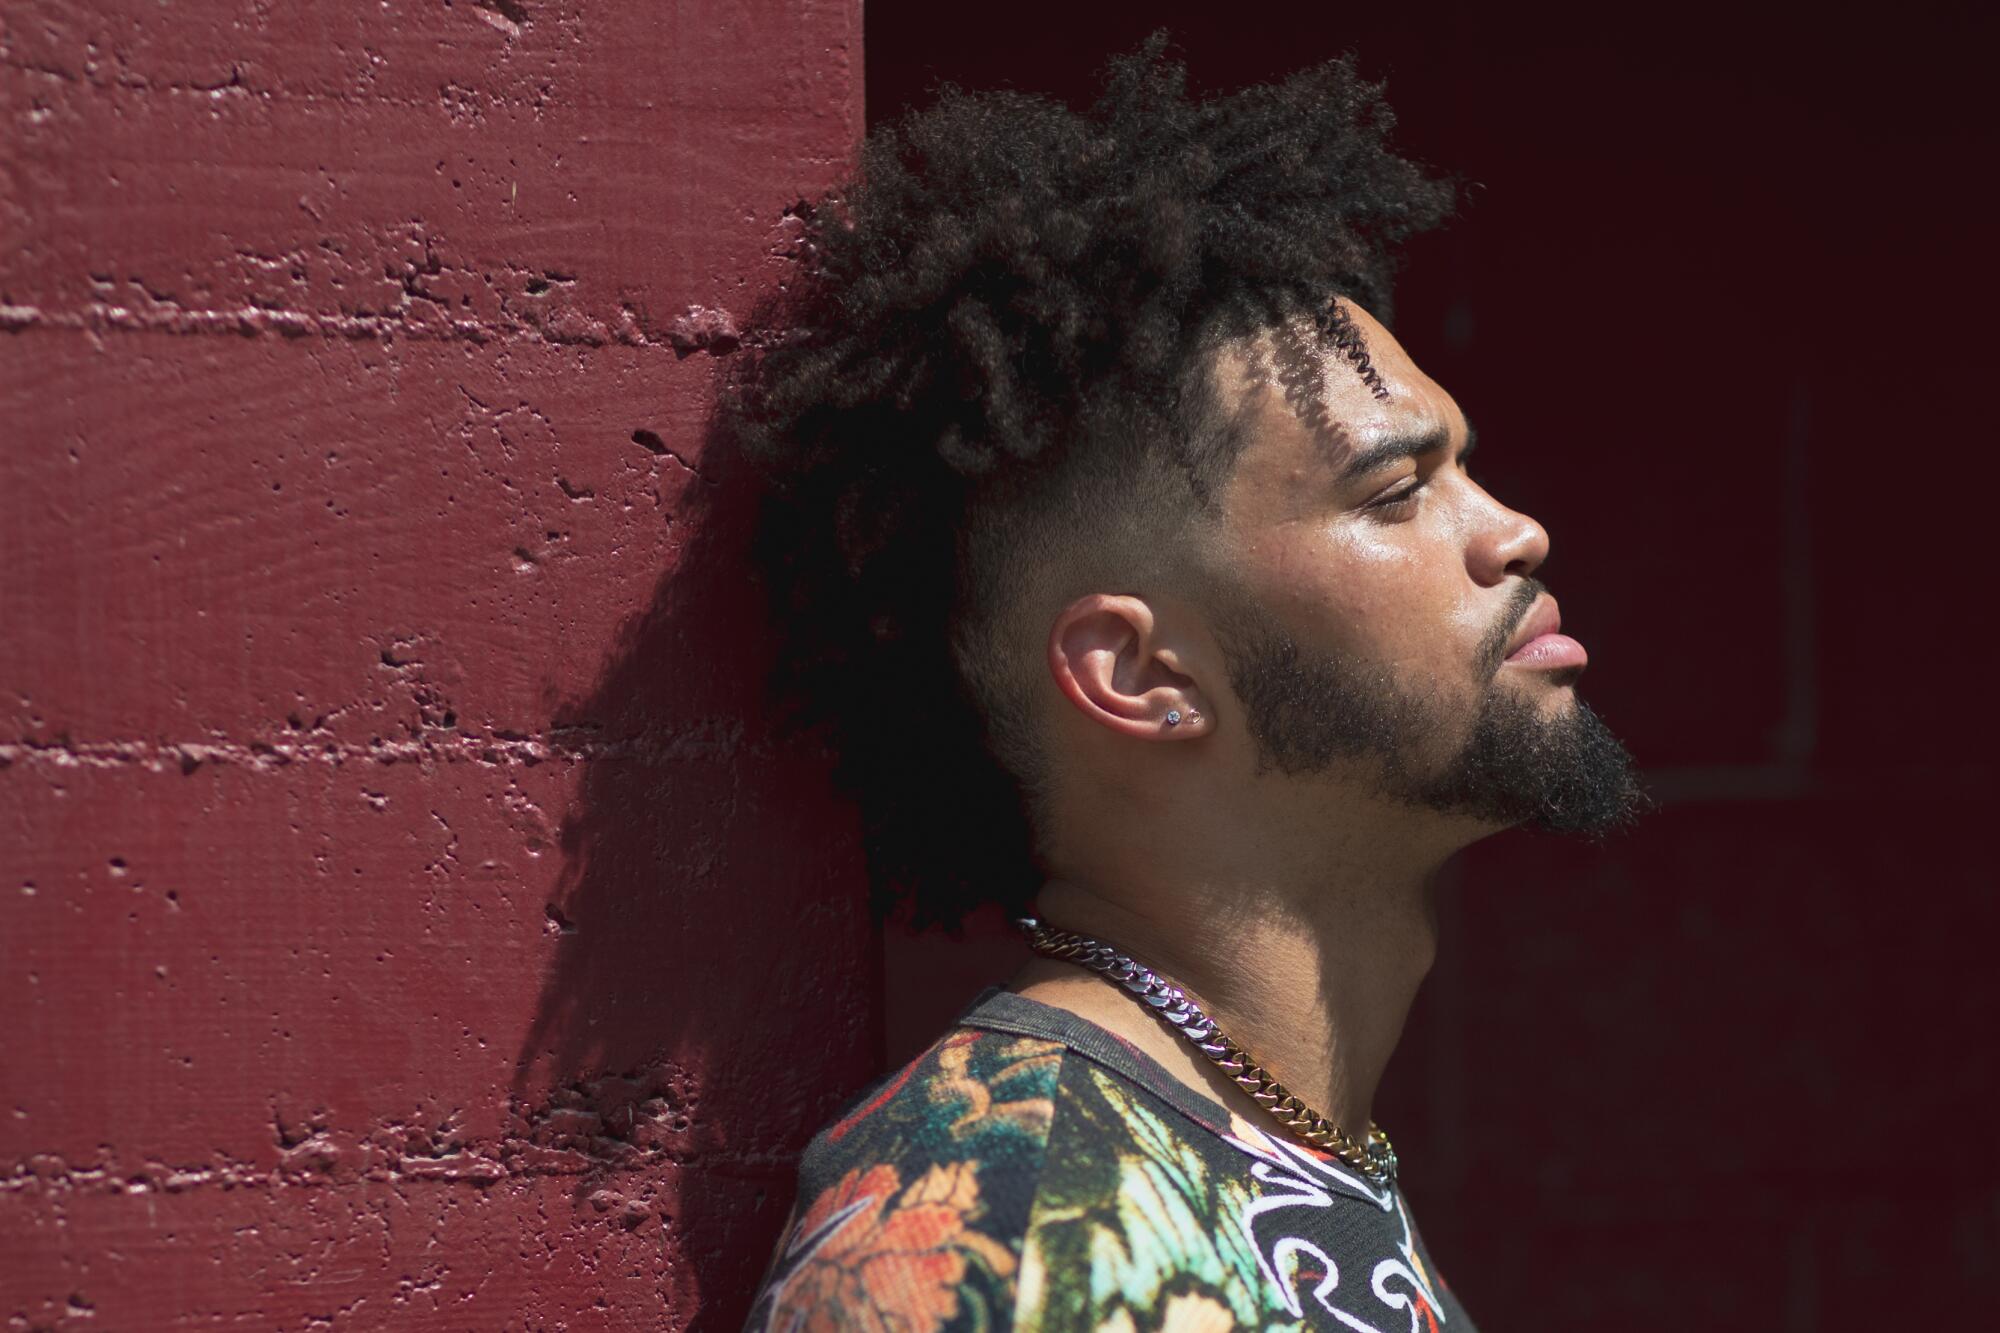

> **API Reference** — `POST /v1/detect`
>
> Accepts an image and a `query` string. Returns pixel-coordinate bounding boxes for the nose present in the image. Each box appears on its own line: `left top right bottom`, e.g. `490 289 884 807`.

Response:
1471 497 1549 585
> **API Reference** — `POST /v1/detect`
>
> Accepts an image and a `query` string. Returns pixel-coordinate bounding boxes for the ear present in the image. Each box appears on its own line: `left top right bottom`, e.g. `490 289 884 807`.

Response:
1046 593 1212 740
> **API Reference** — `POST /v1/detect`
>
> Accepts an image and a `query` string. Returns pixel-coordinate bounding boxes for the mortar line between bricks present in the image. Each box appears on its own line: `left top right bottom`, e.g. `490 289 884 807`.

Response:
0 730 752 772
1 1157 798 1199
0 303 695 350
3 1144 804 1190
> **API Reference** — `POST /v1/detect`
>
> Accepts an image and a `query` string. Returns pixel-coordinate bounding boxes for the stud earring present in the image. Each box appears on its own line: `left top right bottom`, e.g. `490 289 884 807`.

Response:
1165 709 1183 726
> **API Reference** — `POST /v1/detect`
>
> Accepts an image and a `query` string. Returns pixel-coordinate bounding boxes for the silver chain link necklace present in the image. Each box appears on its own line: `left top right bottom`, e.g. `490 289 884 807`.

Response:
1016 915 1398 1185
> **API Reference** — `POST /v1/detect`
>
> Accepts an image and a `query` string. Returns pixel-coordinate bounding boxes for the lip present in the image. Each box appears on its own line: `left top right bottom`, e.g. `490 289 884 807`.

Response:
1504 595 1562 658
1502 595 1588 670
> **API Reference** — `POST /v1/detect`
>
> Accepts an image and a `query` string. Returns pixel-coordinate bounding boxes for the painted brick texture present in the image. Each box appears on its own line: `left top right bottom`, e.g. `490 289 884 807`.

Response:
3 3 873 1328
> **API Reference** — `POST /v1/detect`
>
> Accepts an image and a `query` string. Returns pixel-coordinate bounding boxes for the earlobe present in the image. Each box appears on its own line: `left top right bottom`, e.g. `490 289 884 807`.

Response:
1048 594 1215 742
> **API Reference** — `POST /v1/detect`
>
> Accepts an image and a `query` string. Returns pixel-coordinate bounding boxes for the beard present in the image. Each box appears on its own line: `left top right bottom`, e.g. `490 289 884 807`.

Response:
1208 582 1651 838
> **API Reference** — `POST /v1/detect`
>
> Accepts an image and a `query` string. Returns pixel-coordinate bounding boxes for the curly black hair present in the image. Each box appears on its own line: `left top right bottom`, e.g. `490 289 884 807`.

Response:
725 30 1455 932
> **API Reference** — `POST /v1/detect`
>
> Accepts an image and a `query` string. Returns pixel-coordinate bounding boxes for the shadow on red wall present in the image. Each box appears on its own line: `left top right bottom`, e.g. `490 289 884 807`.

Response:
517 404 882 1328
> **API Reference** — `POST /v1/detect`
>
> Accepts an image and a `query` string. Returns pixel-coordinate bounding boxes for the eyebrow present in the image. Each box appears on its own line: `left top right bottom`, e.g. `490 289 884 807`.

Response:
1335 418 1479 484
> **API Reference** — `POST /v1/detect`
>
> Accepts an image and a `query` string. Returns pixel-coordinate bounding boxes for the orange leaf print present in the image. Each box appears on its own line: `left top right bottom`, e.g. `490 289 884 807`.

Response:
767 1160 1016 1333
930 1037 1060 1141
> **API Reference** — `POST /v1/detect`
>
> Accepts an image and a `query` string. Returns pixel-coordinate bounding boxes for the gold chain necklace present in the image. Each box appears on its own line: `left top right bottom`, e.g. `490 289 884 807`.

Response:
1016 916 1398 1184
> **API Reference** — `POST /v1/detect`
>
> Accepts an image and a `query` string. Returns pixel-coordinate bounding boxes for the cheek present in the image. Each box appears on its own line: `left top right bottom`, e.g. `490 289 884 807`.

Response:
1247 524 1484 664
1248 526 1427 636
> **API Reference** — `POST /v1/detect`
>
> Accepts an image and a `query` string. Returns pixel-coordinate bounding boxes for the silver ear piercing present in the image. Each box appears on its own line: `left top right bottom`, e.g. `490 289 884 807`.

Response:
1165 708 1201 727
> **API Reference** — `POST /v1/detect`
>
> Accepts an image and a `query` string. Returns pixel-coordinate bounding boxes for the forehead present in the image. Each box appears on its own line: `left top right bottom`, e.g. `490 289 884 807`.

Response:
1210 299 1465 486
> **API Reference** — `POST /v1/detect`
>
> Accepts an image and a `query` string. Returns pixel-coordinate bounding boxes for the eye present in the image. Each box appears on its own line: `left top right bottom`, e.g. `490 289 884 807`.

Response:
1368 475 1427 517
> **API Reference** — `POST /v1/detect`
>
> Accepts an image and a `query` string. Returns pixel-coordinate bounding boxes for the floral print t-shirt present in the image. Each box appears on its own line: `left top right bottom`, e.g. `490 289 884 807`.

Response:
746 987 1474 1333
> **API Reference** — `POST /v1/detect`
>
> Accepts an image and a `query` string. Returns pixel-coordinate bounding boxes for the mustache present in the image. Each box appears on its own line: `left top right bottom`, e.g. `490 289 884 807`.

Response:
1484 576 1549 675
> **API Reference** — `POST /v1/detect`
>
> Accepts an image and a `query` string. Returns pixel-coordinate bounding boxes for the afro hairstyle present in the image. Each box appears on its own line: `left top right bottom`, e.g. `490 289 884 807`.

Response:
725 30 1456 931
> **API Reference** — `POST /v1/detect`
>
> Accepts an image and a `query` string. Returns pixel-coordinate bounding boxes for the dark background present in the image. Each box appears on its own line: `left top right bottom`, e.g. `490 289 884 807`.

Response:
867 3 1997 1327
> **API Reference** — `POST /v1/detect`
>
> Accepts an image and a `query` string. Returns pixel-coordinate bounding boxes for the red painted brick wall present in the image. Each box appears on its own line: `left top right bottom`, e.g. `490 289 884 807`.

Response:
2 3 873 1328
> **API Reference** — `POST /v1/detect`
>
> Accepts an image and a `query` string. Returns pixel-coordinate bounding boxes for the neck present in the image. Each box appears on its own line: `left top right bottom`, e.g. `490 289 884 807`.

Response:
1016 840 1451 1140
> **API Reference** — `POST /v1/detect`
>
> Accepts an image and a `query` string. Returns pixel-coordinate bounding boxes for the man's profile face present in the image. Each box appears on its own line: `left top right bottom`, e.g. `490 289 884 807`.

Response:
1201 300 1646 835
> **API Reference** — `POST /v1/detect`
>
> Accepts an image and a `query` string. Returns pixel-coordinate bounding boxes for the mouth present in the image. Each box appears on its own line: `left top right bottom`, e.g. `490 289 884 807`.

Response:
1502 594 1588 671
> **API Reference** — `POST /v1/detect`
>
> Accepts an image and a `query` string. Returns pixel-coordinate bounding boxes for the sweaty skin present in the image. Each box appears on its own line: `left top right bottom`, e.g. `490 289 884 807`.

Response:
1008 298 1610 1143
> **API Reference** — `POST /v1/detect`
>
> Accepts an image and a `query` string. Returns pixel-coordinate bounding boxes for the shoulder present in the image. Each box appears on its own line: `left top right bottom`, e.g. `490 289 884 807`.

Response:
744 1027 1069 1333
1014 1056 1287 1331
747 999 1476 1332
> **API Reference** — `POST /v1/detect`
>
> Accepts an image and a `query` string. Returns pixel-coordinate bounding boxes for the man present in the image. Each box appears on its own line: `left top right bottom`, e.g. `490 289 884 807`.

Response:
732 31 1649 1332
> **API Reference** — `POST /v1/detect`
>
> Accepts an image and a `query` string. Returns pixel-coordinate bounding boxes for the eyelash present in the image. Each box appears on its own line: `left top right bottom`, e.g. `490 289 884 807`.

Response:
1370 476 1428 516
1370 463 1477 517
